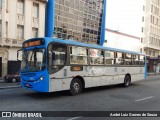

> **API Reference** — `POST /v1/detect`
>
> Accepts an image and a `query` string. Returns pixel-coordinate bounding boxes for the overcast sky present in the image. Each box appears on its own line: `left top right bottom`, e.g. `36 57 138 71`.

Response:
105 0 143 37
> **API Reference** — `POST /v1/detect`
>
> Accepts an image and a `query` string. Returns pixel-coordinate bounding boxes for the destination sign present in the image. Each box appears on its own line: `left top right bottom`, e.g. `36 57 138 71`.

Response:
23 40 44 48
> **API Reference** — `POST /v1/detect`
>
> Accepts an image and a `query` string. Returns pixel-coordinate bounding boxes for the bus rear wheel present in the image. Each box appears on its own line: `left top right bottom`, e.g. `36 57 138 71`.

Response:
123 75 131 87
70 78 82 95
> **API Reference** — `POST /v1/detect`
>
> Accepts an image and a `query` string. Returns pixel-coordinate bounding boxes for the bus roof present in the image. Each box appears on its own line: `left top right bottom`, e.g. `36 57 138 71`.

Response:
26 37 145 56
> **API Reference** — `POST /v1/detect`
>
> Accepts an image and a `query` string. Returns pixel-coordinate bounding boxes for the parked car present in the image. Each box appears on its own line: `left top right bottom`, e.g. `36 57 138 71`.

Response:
4 72 20 83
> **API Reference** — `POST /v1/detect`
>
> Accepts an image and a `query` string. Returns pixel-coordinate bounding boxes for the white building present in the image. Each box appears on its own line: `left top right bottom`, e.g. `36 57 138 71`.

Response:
0 0 46 77
142 0 160 72
105 0 143 52
104 28 141 52
143 0 160 58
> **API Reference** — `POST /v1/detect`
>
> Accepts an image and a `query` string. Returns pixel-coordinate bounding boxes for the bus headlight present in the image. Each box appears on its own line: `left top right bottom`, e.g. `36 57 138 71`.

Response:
40 76 44 81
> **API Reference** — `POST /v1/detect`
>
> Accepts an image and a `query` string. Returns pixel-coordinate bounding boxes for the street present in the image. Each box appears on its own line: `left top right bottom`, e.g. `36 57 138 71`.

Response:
0 76 160 120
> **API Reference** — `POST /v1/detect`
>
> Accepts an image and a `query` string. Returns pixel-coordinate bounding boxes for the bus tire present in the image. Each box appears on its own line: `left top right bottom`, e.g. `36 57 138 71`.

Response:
70 78 82 95
123 75 131 87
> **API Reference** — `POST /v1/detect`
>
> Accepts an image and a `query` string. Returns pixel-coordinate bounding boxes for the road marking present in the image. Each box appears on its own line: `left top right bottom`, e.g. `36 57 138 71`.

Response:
135 96 154 102
67 116 82 120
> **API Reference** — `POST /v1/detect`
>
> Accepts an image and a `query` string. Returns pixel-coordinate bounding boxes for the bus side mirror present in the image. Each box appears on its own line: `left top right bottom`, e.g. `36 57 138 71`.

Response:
17 49 22 61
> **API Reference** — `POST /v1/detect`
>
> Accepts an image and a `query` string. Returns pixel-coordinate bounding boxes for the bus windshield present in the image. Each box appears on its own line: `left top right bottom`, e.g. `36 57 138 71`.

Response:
21 48 46 72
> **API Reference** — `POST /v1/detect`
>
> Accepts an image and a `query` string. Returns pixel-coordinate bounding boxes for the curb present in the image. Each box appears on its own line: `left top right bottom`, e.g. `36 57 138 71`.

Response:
0 85 21 89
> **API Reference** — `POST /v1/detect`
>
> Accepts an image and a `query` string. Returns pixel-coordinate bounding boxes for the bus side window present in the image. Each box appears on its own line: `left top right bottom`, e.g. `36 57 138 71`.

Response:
116 52 124 65
140 55 145 65
70 46 88 65
125 54 132 65
48 43 67 74
133 55 139 65
105 51 115 65
90 49 104 65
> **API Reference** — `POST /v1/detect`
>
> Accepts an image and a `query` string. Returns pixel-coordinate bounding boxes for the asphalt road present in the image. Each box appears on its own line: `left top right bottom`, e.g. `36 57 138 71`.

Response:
0 76 160 120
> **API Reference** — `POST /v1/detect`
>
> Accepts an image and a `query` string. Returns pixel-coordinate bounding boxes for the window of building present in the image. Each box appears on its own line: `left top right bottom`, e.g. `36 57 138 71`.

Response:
32 2 39 18
142 16 144 22
143 5 145 11
149 50 152 56
17 25 24 39
17 0 24 15
5 22 8 38
0 21 1 37
141 27 143 33
53 0 104 44
6 0 8 10
153 51 155 56
32 27 38 38
0 0 2 9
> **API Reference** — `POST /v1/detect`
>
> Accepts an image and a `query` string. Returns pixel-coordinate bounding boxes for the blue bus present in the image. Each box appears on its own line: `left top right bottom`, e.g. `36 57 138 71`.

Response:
18 37 146 95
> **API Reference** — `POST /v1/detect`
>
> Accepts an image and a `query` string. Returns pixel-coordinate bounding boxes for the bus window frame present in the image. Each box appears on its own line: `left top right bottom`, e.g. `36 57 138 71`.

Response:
69 45 89 66
104 50 115 66
115 52 125 66
125 53 132 66
132 54 140 66
140 55 145 66
89 48 105 66
47 42 67 74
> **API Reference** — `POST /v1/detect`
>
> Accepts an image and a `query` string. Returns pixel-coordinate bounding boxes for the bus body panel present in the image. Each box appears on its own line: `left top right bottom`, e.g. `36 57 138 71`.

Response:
21 70 49 92
49 66 145 92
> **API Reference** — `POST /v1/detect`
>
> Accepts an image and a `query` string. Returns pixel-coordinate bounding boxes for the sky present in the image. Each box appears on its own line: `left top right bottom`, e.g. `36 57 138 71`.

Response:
105 0 143 37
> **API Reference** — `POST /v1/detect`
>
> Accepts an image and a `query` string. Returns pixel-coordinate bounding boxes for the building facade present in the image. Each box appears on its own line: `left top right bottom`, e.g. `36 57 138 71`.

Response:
104 28 141 52
0 0 46 77
46 0 106 45
142 0 160 72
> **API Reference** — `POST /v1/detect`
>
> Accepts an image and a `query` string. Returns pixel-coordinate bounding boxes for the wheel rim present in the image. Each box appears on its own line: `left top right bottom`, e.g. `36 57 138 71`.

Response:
73 82 80 92
125 76 130 86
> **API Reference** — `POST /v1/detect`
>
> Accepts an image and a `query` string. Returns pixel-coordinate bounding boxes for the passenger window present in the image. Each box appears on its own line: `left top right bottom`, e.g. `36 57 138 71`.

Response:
116 52 125 65
70 46 88 64
140 55 145 65
125 54 132 65
105 51 115 65
133 55 139 65
90 49 104 65
48 43 67 74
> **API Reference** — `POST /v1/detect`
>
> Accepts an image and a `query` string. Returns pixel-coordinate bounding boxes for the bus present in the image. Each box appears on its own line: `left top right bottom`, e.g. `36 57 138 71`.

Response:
18 37 146 95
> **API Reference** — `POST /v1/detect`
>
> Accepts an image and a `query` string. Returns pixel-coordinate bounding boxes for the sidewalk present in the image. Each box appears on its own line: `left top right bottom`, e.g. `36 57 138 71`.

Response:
147 72 160 76
0 79 21 89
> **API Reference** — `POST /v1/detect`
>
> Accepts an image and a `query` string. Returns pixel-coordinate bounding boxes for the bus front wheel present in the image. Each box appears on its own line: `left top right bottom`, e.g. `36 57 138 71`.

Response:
123 75 131 87
70 78 82 95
